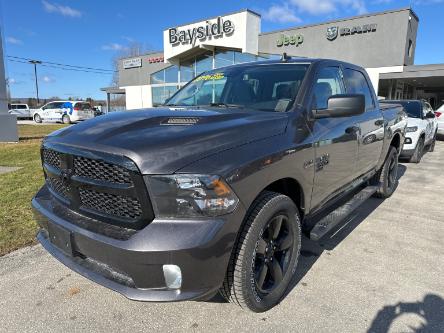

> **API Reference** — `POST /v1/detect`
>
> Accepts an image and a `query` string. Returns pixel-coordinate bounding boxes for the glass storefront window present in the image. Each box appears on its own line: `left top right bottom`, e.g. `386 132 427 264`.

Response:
195 52 213 75
215 51 234 69
152 86 165 106
165 66 179 83
151 70 165 84
234 52 257 64
180 60 195 82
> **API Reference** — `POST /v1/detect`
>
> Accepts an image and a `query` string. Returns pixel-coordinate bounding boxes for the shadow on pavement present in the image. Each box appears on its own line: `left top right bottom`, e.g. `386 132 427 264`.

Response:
367 294 444 333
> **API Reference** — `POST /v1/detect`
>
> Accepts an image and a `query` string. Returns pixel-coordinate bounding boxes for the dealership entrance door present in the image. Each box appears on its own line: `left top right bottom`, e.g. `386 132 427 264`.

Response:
378 64 444 109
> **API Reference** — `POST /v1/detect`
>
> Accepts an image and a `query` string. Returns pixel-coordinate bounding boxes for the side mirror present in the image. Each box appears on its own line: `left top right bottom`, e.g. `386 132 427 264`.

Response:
426 111 436 119
313 94 365 119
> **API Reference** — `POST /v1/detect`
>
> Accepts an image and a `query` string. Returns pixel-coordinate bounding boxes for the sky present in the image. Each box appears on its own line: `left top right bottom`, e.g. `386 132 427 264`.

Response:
1 0 444 100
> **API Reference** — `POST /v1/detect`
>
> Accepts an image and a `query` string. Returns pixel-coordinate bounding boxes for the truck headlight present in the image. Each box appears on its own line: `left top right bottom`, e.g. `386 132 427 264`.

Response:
146 174 239 218
406 126 418 133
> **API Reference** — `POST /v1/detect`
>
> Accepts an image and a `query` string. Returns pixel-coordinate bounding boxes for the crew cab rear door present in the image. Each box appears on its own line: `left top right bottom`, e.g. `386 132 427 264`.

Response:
309 66 359 208
343 68 384 176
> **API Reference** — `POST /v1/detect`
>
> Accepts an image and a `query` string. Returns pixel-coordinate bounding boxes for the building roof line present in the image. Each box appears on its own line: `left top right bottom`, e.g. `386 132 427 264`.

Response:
259 7 418 36
163 9 260 31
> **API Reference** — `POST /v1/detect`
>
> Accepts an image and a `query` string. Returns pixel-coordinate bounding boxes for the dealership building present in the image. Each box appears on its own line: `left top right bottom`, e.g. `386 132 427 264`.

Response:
102 7 444 110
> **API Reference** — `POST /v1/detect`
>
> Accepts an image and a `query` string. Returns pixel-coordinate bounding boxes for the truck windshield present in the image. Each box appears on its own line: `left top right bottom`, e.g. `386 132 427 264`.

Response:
166 63 310 112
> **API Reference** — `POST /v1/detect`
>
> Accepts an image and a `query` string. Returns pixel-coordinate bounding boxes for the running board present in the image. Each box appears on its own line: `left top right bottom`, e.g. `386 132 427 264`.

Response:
310 186 378 241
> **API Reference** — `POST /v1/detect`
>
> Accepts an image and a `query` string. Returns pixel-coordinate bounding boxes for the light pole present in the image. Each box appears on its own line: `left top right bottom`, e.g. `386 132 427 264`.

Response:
29 60 42 104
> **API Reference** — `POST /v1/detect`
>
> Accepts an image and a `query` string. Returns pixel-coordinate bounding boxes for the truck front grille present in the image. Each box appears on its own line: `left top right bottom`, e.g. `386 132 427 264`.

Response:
41 146 153 230
79 188 142 219
74 156 132 184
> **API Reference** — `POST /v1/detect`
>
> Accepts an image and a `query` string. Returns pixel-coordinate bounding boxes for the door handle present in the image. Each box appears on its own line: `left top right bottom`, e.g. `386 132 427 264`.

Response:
345 126 360 134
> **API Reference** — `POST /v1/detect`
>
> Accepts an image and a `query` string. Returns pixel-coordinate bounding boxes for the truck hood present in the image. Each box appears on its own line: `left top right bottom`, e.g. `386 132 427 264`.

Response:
44 108 289 174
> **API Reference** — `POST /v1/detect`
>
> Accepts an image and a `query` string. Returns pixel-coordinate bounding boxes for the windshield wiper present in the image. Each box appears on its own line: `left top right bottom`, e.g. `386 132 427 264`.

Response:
208 102 243 108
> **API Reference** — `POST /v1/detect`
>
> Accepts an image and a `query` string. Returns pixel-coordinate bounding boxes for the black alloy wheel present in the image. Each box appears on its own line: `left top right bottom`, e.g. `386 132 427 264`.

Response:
254 214 293 295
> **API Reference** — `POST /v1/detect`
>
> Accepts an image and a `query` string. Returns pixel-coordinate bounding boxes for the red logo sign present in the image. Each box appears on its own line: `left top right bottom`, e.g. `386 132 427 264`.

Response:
148 56 164 63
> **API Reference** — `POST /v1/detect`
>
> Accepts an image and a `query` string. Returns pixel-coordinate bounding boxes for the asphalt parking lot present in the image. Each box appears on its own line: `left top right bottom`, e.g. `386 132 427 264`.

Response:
0 142 443 333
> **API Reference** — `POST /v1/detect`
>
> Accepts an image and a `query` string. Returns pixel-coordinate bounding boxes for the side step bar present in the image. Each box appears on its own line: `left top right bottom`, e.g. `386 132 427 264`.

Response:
310 186 378 241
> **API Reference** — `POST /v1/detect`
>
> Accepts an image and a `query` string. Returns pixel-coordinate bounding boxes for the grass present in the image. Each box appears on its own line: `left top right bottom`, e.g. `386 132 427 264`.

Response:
0 124 67 255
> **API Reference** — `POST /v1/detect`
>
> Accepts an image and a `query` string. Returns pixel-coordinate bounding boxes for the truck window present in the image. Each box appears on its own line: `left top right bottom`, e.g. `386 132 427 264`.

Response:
312 67 345 110
343 69 375 110
166 64 310 112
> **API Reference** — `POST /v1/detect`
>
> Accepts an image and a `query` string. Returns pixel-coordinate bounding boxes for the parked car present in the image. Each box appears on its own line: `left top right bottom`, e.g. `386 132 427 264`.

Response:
380 100 437 163
436 103 444 136
33 101 94 124
8 103 31 119
33 59 407 312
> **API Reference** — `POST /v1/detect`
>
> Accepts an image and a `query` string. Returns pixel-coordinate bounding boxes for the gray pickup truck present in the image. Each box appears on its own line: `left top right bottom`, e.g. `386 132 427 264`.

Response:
32 58 407 312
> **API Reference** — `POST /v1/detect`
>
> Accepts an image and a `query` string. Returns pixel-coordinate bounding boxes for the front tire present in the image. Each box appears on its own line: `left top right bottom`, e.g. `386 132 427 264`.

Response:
428 132 437 152
34 114 42 123
220 191 301 312
409 137 424 163
373 146 399 198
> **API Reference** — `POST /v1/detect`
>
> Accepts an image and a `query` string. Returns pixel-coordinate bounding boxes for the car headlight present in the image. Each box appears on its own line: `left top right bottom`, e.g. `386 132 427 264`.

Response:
406 126 418 133
146 174 239 218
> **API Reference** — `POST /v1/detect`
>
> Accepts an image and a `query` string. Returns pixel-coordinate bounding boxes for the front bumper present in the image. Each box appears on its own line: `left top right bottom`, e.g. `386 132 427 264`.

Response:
32 186 246 302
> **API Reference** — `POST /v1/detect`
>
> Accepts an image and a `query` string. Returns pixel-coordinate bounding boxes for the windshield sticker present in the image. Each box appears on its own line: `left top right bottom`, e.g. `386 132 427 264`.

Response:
194 73 225 82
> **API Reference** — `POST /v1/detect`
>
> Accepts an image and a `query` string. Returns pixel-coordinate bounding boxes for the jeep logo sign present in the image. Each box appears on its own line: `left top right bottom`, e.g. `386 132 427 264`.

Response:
327 23 377 41
169 17 235 46
276 34 304 47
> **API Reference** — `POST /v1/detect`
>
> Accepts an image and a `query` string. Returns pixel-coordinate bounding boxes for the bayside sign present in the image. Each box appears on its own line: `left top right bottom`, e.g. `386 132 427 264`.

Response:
169 17 235 46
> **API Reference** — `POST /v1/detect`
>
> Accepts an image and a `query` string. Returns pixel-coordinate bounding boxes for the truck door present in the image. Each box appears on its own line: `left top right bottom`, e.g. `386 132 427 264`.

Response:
309 66 359 208
423 102 435 143
343 68 384 176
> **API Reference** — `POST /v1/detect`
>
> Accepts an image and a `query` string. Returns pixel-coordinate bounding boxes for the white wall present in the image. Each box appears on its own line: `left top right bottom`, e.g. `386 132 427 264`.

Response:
122 85 152 110
365 66 404 95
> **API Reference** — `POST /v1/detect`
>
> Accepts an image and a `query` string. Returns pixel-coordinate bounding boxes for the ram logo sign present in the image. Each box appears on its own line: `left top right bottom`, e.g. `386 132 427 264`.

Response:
326 26 339 41
327 24 377 41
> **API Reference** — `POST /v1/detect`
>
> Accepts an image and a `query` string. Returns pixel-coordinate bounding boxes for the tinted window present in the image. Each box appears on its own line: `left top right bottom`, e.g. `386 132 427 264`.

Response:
387 101 422 118
343 69 375 110
167 64 309 112
53 102 66 109
12 104 27 109
313 67 345 110
74 102 92 110
43 103 54 109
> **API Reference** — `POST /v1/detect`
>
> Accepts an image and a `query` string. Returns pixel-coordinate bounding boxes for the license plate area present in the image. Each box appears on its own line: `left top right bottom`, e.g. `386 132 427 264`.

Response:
48 223 73 256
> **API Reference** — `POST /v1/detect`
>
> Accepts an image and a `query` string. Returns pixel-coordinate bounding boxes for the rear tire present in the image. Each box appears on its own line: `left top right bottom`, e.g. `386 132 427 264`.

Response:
373 146 399 199
62 114 71 124
409 137 424 163
219 191 301 312
34 114 42 123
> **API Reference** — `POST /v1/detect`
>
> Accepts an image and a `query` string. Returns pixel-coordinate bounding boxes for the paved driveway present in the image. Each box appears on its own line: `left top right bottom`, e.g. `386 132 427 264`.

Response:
1 144 443 333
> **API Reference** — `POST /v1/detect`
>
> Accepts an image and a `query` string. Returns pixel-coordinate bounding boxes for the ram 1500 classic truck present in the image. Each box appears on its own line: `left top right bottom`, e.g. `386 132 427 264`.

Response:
32 59 407 312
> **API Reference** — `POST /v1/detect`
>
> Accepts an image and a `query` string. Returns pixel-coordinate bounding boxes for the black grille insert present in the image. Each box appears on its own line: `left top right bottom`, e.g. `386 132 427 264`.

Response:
79 188 142 219
43 149 61 169
74 156 132 184
47 176 69 199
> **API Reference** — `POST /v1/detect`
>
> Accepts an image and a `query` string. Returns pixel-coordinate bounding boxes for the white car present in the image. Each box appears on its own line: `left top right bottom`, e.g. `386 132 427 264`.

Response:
381 100 437 163
33 101 94 124
8 103 31 119
436 104 444 136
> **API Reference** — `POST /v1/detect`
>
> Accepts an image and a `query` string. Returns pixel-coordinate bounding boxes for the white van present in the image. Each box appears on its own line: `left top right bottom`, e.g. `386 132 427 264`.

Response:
33 101 94 124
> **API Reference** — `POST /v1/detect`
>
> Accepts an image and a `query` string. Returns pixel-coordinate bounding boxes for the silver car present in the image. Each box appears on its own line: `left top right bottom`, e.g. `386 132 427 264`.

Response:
8 103 31 119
